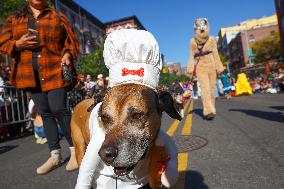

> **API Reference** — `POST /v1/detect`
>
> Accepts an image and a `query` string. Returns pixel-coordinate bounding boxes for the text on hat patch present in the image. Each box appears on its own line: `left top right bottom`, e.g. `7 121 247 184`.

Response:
122 68 144 77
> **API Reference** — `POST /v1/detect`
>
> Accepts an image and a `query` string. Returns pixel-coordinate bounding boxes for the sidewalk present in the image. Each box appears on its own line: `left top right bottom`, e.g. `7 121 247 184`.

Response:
0 134 77 189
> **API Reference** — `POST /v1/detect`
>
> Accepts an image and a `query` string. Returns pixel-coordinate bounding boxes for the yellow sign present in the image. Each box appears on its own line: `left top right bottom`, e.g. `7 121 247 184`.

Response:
162 67 168 74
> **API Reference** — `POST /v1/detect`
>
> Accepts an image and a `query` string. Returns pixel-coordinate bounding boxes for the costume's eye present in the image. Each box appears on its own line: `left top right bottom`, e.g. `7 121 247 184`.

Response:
131 112 144 120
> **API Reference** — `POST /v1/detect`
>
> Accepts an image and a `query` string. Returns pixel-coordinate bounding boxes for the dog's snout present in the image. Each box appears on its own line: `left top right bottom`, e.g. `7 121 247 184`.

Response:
99 146 118 165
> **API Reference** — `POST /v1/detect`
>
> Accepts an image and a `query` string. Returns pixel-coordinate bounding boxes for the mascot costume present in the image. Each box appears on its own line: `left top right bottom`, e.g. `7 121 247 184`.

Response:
75 29 179 189
188 18 224 120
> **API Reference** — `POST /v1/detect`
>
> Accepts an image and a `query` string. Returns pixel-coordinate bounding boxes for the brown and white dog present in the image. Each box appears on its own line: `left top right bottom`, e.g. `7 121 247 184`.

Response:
71 83 181 188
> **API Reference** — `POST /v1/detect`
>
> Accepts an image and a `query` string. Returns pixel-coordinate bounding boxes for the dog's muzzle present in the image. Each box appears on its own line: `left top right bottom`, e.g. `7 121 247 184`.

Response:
99 145 149 176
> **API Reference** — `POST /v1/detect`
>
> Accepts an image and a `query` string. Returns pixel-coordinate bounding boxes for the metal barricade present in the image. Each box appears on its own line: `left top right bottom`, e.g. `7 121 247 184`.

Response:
0 86 30 126
0 86 86 127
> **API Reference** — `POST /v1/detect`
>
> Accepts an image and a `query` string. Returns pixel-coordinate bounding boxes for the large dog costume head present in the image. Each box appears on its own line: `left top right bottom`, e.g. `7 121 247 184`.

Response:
97 29 181 176
194 18 210 45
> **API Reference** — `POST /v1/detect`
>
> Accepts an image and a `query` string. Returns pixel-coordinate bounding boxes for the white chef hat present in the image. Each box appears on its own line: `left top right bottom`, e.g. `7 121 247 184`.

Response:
103 29 162 90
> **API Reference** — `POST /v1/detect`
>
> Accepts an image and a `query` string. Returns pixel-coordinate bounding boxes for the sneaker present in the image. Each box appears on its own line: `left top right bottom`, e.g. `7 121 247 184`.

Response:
66 147 79 171
36 137 42 144
204 113 215 120
37 155 62 175
39 138 48 144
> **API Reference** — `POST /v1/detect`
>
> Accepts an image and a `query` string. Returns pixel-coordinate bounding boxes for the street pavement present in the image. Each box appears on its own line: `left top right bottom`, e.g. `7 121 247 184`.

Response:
0 93 284 189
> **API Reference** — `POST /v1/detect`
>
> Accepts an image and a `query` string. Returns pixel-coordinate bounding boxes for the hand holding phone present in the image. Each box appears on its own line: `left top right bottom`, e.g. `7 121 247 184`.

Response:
27 28 39 37
15 29 39 51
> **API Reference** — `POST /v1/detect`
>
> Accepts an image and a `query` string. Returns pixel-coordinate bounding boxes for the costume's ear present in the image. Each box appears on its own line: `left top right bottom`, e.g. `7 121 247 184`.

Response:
158 91 182 121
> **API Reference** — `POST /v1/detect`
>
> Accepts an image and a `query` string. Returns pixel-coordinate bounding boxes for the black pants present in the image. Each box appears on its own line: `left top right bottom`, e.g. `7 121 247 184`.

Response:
31 88 73 151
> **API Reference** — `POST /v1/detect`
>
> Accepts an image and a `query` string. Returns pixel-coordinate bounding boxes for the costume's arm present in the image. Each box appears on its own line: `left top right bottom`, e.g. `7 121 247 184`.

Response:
59 13 80 62
157 130 178 188
0 16 17 57
187 39 195 74
212 38 224 73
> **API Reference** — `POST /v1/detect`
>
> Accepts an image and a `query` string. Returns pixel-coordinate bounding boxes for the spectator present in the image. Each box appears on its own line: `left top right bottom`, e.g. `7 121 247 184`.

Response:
0 69 4 102
84 74 96 94
253 81 261 93
89 74 107 100
29 99 47 144
0 0 80 174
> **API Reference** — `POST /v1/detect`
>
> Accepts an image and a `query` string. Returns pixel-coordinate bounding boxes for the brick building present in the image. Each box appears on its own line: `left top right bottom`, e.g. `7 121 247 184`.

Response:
227 24 279 75
105 16 145 35
51 0 105 54
164 62 187 75
217 14 278 74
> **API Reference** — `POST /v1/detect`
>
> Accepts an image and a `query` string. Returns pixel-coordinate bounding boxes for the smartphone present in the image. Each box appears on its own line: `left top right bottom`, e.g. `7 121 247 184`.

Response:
27 28 39 36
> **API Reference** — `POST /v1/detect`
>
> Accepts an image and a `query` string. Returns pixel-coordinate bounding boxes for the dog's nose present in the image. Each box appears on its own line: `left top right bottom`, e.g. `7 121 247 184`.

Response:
99 146 118 165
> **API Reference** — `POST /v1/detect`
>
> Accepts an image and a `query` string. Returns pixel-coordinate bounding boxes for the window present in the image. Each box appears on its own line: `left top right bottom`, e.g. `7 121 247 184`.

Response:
249 34 255 42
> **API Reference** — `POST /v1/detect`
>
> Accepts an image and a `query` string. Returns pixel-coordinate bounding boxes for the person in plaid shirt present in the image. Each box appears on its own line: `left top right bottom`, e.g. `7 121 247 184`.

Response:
0 0 80 174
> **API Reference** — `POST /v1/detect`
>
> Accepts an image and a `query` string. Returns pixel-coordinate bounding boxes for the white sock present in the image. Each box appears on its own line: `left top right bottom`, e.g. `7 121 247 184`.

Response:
51 149 62 160
69 146 75 153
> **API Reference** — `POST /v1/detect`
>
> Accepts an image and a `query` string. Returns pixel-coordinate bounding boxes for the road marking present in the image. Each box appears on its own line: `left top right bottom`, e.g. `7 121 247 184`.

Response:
183 100 190 112
178 153 188 171
182 100 193 135
166 119 180 136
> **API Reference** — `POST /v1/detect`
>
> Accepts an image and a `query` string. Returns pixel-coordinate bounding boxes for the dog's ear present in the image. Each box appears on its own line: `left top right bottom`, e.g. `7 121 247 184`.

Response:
158 91 182 121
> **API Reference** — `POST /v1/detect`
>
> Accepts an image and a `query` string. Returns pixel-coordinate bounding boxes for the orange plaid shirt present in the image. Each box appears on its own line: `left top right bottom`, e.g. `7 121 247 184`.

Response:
0 8 80 91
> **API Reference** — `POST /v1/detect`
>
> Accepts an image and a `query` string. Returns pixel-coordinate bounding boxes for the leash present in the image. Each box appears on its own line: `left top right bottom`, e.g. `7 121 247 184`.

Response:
190 56 201 84
190 45 209 84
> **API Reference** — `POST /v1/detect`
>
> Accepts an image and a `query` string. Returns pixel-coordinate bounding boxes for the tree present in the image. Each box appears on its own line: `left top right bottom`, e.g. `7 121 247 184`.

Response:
219 53 228 67
0 0 24 29
159 73 189 86
252 32 281 63
76 43 108 79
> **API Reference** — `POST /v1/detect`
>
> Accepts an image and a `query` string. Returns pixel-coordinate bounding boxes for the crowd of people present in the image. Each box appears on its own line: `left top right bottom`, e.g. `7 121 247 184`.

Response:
155 66 284 119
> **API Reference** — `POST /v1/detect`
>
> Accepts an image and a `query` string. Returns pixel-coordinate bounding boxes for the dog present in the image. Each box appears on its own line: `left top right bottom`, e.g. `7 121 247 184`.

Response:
71 83 181 188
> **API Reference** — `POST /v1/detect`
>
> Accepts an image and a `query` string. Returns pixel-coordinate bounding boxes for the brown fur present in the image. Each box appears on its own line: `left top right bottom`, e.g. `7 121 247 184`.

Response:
71 98 92 165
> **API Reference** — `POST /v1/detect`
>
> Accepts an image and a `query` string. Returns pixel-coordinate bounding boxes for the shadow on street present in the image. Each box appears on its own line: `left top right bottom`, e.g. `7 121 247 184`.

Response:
184 170 209 189
229 109 284 123
191 108 203 118
270 106 284 111
0 145 18 154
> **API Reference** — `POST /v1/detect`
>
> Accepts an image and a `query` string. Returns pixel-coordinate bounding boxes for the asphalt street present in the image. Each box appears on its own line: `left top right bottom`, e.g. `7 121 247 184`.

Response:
0 93 283 189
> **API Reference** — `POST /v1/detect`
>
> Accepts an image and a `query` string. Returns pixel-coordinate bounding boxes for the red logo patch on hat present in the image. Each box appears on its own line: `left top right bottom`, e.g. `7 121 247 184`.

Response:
122 68 144 77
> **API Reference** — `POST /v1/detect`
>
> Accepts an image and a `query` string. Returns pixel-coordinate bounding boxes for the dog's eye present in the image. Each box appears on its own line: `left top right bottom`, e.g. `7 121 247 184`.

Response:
100 114 112 124
131 112 144 120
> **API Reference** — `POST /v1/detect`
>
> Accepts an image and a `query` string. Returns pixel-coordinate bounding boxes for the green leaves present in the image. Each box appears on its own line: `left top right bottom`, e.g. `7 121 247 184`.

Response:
159 73 189 86
252 32 281 63
0 0 24 28
76 43 108 78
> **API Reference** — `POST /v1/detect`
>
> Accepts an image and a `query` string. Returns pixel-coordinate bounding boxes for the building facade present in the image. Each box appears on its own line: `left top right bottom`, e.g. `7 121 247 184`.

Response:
164 62 188 76
105 16 146 35
218 14 278 61
228 24 279 75
275 0 284 59
51 0 105 54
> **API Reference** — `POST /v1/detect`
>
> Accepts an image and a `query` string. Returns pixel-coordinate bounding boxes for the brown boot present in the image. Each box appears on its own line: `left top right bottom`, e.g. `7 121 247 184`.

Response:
66 147 79 171
36 149 62 175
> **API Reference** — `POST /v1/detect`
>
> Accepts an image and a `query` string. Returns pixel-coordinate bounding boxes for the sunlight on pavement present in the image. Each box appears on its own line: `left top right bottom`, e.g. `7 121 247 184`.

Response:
167 100 194 188
182 101 194 135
